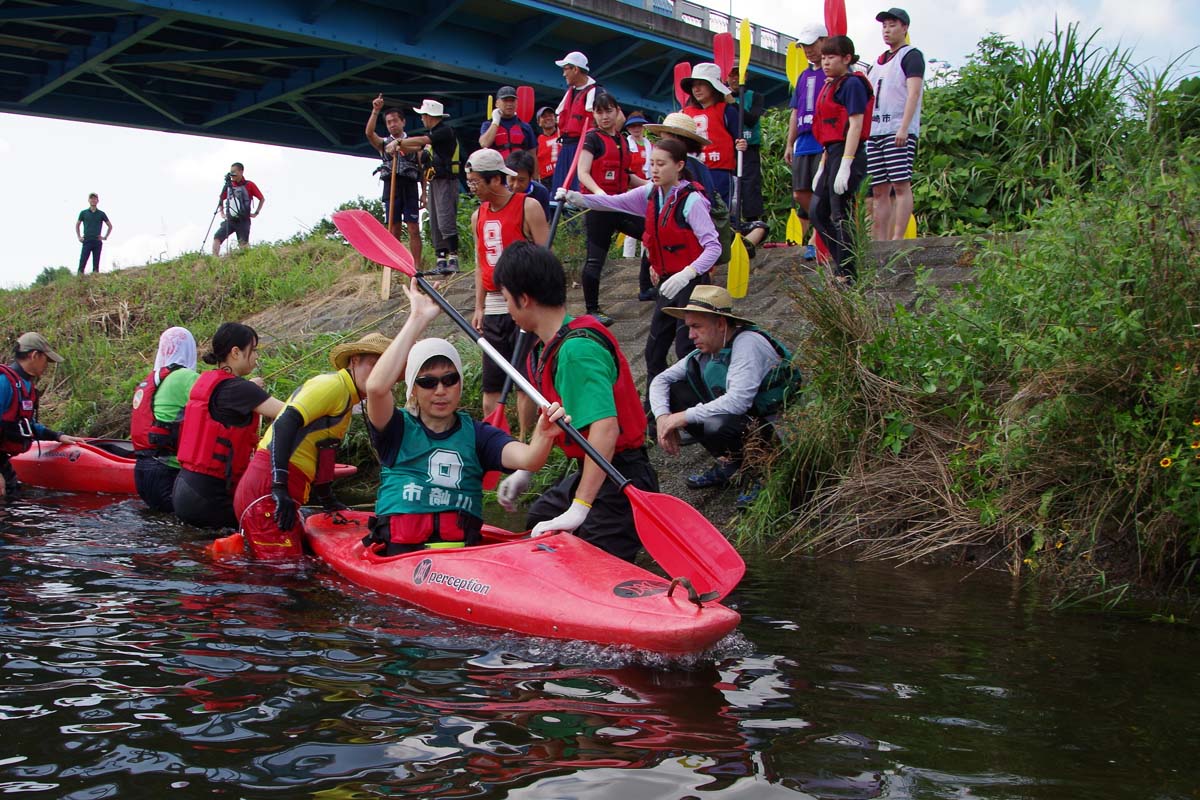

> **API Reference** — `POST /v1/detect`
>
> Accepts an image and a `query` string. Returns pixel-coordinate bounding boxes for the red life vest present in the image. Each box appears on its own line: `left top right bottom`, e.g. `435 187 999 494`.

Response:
583 131 632 195
0 363 37 456
643 183 707 277
528 317 646 459
683 103 735 170
492 121 531 155
813 73 875 146
176 370 261 485
558 84 595 139
130 365 183 454
537 133 559 178
475 193 528 292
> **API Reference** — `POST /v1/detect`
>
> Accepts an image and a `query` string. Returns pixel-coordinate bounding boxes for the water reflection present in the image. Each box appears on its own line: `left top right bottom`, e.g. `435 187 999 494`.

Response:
2 491 1200 798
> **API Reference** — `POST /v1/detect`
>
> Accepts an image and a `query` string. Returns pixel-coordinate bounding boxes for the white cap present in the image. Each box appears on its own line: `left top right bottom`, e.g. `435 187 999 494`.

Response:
796 22 828 45
555 51 589 71
466 148 517 176
413 99 449 117
680 62 731 97
404 338 464 400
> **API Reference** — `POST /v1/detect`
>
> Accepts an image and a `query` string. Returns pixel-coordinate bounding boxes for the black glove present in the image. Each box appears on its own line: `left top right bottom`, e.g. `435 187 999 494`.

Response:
271 483 297 531
312 482 348 512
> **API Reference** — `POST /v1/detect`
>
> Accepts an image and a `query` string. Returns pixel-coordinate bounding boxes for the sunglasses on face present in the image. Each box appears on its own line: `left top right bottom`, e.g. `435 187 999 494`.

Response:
413 372 461 390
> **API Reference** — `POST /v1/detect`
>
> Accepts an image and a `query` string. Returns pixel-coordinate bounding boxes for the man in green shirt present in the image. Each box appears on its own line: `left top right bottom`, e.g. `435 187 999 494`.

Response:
75 193 112 274
493 241 656 562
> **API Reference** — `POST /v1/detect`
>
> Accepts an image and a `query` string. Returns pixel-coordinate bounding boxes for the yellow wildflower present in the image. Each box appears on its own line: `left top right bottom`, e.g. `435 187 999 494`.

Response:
1160 457 1173 468
1191 441 1200 449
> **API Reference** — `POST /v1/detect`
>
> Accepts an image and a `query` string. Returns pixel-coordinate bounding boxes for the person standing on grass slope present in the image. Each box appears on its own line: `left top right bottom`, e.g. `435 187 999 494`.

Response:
0 333 84 502
680 62 740 206
211 163 264 255
568 91 647 327
494 242 658 562
810 35 874 284
402 99 459 273
233 333 389 558
650 285 800 507
467 148 548 426
173 323 285 530
364 278 566 556
785 23 828 259
75 193 112 274
535 106 560 189
366 95 423 268
867 7 924 241
551 51 602 193
480 85 538 164
131 326 201 512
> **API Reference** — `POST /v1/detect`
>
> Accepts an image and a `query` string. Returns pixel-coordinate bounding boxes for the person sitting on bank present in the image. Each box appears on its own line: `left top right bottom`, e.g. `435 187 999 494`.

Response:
173 323 285 530
131 326 201 512
649 285 801 505
1 332 84 502
233 333 391 559
364 278 566 556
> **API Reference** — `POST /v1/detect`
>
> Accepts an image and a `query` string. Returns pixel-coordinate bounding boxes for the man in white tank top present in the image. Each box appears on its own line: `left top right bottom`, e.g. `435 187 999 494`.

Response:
866 8 925 241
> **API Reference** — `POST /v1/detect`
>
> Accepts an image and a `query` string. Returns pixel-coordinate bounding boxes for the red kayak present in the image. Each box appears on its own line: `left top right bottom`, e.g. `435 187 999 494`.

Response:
302 510 740 655
10 439 358 495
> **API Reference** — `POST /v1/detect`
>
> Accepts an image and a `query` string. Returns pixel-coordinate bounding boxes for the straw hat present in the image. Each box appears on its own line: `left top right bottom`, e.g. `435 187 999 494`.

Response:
663 285 755 325
330 332 392 370
644 112 711 146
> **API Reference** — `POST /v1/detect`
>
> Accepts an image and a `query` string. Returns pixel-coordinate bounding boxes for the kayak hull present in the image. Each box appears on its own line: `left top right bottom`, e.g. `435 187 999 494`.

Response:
303 510 740 654
10 439 358 495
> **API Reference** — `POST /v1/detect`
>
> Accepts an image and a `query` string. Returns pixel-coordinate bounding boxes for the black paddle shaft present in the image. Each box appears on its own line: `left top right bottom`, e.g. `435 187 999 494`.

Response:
413 274 630 491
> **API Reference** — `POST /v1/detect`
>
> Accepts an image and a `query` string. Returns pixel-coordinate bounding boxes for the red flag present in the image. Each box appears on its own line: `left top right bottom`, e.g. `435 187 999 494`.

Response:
825 0 847 36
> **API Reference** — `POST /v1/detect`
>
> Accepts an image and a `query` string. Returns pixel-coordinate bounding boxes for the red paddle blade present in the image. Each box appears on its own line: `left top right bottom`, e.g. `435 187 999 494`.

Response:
712 32 734 77
480 402 512 490
332 210 416 275
673 61 691 108
627 485 745 601
824 0 847 36
517 85 535 123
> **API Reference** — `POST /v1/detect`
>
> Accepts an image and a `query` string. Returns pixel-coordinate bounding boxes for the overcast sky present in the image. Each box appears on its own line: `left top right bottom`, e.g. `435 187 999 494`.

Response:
1 0 1195 288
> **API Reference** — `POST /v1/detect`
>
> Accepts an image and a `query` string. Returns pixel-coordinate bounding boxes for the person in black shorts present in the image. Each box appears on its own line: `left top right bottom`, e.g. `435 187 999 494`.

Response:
211 163 264 255
366 94 423 267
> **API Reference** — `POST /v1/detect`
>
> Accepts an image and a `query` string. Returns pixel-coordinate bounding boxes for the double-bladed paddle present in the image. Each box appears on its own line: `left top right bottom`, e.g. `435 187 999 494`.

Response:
547 118 591 245
331 209 746 601
726 18 752 299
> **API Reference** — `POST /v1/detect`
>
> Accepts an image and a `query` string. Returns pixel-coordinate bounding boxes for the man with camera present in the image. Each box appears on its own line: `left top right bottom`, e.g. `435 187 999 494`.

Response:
366 95 423 267
211 162 264 256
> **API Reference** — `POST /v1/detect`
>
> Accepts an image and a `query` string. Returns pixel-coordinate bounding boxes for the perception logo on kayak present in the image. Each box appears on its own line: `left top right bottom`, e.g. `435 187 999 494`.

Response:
412 558 491 595
612 579 669 598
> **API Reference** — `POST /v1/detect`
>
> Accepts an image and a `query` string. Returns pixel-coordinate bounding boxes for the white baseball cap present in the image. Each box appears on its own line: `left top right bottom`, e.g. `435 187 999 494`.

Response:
404 338 464 400
413 99 450 117
555 51 589 71
466 148 517 176
796 22 828 45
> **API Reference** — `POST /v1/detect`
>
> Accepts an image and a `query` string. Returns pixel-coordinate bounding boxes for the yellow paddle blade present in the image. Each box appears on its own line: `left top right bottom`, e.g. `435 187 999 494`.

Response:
905 32 912 45
739 18 752 76
728 234 749 298
904 213 917 239
786 208 804 245
486 94 493 121
786 43 801 88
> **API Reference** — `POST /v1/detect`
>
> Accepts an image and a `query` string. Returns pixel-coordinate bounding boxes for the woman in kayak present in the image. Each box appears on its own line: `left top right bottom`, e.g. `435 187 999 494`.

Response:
364 278 567 555
130 326 201 512
172 322 285 530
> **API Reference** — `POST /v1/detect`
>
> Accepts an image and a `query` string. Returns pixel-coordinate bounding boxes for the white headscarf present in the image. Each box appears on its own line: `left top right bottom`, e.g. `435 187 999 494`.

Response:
404 338 464 401
154 326 197 372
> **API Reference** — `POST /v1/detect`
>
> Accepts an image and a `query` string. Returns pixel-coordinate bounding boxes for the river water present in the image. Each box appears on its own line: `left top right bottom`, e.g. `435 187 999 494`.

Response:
1 491 1197 799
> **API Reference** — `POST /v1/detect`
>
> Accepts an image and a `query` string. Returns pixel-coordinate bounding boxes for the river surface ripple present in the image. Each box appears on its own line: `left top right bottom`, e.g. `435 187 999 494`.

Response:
1 493 1198 799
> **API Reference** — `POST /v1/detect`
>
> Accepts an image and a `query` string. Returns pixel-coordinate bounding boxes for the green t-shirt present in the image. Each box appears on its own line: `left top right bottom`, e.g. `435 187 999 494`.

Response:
77 208 110 240
153 367 200 469
552 317 618 431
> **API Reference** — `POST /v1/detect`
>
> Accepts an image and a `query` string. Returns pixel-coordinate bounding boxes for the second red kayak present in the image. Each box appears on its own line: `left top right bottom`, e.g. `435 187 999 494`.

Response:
10 439 358 495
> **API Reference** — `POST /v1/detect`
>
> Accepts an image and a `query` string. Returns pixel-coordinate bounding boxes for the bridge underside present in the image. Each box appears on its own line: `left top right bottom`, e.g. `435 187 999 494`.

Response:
0 0 789 157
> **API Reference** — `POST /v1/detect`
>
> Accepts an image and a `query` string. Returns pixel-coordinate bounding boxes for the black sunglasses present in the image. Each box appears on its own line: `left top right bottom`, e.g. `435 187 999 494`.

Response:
413 372 461 390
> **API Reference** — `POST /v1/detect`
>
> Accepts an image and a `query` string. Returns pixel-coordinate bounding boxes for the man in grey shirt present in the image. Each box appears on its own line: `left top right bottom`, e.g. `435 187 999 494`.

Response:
650 285 800 500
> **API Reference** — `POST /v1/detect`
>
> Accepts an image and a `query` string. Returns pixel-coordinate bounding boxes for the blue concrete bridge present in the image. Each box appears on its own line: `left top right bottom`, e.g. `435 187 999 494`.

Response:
0 0 791 156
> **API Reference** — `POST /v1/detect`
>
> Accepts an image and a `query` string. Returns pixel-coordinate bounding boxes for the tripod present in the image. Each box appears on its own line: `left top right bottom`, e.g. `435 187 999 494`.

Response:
200 173 234 253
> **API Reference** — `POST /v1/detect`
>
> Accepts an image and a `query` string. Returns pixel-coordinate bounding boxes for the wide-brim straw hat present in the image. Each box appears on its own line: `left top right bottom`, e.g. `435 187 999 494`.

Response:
644 112 711 146
663 285 755 325
680 62 732 97
330 332 392 370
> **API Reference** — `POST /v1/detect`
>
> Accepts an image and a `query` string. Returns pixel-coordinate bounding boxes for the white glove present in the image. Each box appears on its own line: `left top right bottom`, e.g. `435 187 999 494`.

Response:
811 160 824 192
554 186 567 201
491 108 503 125
659 266 699 300
562 189 585 207
530 498 591 537
497 469 532 512
833 157 853 195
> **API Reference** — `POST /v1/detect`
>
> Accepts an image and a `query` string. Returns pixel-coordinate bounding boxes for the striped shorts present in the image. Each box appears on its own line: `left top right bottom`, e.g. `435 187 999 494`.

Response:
866 135 917 186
